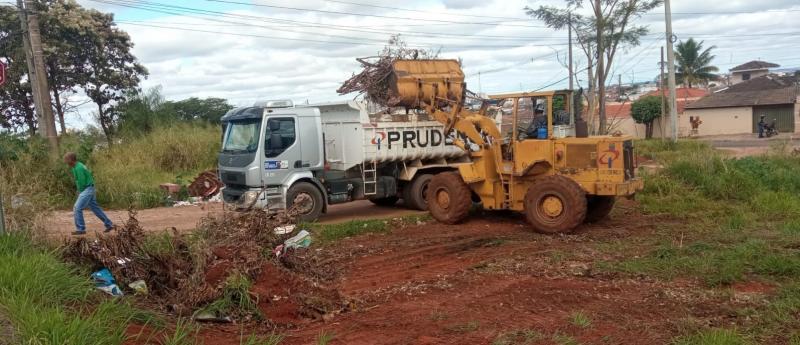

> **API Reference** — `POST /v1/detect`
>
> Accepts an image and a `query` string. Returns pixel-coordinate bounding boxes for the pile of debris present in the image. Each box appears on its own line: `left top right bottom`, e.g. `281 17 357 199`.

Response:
337 35 439 107
63 208 347 325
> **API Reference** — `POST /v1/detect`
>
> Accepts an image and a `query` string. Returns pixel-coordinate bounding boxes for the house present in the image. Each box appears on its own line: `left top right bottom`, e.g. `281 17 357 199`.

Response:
604 88 708 138
684 74 799 136
729 60 780 85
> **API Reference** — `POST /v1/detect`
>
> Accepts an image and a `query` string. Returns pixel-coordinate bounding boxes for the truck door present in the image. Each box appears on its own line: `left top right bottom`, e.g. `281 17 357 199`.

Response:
261 116 301 187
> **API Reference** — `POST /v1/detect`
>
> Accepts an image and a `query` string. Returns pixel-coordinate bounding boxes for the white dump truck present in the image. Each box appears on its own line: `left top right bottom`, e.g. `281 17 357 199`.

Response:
217 100 467 221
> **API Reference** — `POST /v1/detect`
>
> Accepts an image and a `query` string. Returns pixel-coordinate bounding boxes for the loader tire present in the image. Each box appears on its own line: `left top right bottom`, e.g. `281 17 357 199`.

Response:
287 182 324 223
370 196 399 207
404 174 433 210
427 172 471 224
524 175 587 234
584 196 616 223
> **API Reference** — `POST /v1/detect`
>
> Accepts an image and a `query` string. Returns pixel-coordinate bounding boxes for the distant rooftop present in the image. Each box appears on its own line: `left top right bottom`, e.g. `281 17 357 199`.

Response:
730 60 780 72
686 74 798 109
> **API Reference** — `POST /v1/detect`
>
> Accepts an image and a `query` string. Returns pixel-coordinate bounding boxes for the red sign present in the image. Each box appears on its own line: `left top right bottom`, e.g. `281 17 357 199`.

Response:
0 61 6 87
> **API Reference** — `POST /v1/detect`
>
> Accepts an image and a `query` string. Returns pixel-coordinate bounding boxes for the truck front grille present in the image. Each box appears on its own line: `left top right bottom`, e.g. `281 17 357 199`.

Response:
221 171 246 186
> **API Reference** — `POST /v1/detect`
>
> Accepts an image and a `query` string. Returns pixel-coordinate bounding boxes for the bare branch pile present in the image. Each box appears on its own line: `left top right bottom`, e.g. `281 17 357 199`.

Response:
337 35 439 107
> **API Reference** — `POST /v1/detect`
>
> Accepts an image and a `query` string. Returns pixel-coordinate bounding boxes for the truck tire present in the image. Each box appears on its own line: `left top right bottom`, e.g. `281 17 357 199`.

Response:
370 196 399 207
427 172 471 224
524 175 587 234
584 196 616 223
404 174 433 210
287 182 324 223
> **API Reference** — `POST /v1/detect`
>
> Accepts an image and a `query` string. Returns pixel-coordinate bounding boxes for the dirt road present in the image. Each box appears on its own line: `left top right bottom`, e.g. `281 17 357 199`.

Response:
43 200 423 237
192 200 765 344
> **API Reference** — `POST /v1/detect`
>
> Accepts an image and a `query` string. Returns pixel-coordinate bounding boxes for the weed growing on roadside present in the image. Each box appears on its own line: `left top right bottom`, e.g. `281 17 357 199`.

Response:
552 333 580 345
492 329 542 345
429 310 449 321
446 321 480 333
672 328 748 345
160 319 200 345
240 332 283 345
569 311 591 328
316 331 335 345
200 272 259 318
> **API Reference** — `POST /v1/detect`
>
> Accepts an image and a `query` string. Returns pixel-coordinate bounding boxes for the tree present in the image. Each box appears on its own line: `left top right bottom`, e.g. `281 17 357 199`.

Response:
82 9 147 146
0 0 146 139
527 0 662 134
631 95 662 139
674 38 718 88
164 97 233 123
0 5 37 135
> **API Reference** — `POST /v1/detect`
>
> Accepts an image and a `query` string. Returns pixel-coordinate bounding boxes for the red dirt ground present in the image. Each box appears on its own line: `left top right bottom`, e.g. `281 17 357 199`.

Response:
154 200 761 345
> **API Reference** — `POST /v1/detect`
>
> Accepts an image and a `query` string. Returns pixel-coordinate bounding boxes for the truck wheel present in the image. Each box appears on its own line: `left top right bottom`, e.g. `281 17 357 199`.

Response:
287 182 324 223
584 196 616 223
524 175 587 234
370 196 399 207
427 172 471 224
404 174 433 210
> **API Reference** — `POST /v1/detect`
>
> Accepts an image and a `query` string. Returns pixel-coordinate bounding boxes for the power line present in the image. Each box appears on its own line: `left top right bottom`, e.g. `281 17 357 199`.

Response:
321 0 529 21
203 0 547 27
94 0 562 43
118 21 568 49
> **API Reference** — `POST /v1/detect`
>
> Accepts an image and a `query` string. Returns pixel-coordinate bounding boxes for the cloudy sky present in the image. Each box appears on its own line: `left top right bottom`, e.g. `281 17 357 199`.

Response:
65 0 799 125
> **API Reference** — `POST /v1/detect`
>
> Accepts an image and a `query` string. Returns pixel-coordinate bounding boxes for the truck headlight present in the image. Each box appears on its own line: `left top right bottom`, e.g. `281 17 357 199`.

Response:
242 191 259 206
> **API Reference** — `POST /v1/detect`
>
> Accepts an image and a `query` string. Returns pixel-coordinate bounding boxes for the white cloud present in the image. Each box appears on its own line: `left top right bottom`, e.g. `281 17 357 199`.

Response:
62 0 800 127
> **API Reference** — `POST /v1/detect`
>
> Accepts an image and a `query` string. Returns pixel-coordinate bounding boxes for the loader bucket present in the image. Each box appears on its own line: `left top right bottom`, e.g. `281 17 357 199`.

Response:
390 59 466 109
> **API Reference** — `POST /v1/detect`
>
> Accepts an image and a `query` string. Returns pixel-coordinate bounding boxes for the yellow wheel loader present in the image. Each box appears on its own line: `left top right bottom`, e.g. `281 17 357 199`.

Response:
388 59 643 233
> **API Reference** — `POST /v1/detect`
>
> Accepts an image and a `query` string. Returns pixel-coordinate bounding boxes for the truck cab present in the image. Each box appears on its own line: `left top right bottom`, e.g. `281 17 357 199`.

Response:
218 100 327 219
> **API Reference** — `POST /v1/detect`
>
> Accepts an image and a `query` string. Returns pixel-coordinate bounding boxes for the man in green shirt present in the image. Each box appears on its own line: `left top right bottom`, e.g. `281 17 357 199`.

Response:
64 152 114 235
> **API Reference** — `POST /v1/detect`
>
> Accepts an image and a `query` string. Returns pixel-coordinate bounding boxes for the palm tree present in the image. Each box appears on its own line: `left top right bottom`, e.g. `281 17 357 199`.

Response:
674 38 719 88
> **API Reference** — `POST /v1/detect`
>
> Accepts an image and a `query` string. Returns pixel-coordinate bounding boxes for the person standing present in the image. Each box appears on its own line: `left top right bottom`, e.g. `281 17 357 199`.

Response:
64 152 114 235
758 115 766 138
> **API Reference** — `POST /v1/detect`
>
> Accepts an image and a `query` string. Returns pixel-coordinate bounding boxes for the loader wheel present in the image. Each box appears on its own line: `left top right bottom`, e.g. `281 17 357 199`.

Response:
584 196 616 223
427 172 471 224
524 175 587 234
287 182 324 223
404 174 433 210
370 196 399 207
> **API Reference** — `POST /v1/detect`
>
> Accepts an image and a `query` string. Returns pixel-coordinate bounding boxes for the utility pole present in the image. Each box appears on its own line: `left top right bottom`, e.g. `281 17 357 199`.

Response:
664 0 679 143
568 12 573 91
660 46 666 140
618 74 622 100
19 0 58 151
595 0 607 135
478 72 482 95
568 12 575 123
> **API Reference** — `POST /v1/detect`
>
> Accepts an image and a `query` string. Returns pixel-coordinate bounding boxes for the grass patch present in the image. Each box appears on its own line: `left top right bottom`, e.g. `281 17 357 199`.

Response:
160 318 200 345
569 311 591 328
672 328 749 345
316 330 335 345
446 321 480 333
492 329 542 345
553 333 580 345
199 272 259 318
309 215 429 243
240 332 283 345
0 233 144 345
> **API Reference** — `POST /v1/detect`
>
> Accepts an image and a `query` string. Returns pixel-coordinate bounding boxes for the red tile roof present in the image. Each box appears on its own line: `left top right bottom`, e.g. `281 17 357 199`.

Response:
645 88 708 99
606 99 693 119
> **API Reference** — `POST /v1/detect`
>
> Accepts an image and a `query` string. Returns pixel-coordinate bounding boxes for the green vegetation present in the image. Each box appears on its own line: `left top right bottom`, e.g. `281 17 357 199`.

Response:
631 95 663 139
240 332 284 345
569 311 591 328
316 331 335 345
492 329 542 345
0 122 221 219
672 328 748 345
308 215 430 243
601 140 800 343
160 319 200 345
0 233 148 344
200 272 260 318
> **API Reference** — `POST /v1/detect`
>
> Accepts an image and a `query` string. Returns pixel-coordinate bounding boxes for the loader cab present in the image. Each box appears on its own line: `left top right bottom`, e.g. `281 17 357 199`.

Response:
488 90 575 142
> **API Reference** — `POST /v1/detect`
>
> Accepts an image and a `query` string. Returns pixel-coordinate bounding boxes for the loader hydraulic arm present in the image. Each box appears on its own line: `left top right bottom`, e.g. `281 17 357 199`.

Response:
389 59 501 151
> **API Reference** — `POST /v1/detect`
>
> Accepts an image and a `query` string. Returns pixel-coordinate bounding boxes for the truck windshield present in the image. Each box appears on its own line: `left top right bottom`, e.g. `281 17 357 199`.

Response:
222 119 262 153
